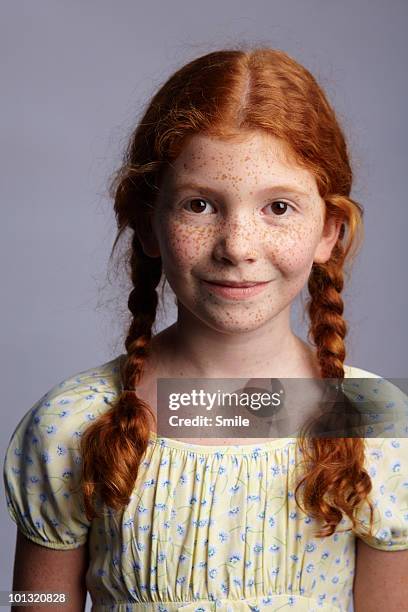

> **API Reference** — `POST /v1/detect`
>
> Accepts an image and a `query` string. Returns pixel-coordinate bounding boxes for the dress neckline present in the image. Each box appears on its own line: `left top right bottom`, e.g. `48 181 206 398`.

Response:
121 361 380 455
148 431 297 454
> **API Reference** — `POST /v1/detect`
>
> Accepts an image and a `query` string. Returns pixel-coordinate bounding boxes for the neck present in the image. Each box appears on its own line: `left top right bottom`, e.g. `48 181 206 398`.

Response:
148 305 320 380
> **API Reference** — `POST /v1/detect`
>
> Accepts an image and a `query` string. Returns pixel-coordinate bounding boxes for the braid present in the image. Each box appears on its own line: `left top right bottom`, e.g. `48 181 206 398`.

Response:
80 234 162 521
121 235 162 389
294 243 374 538
307 247 346 379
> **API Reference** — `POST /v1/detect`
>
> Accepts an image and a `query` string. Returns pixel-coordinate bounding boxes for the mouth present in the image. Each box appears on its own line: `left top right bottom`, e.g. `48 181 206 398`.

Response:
200 279 272 300
203 279 271 288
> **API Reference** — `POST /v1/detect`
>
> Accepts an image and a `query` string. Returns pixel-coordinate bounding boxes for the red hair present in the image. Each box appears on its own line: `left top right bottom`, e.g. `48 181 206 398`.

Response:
80 46 374 538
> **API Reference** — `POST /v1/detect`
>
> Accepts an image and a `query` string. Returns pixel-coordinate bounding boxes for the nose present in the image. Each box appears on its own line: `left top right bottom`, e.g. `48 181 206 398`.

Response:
212 218 258 265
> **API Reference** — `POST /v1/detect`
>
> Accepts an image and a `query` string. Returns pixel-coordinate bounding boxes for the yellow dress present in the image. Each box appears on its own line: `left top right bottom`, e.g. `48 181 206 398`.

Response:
3 355 408 612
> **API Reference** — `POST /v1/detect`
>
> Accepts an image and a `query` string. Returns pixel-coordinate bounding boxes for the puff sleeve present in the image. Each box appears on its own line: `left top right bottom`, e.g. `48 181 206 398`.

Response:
342 370 408 550
353 437 408 550
2 369 114 550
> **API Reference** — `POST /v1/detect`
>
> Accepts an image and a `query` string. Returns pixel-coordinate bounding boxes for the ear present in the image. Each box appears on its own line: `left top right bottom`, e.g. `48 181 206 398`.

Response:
313 214 343 264
135 210 161 259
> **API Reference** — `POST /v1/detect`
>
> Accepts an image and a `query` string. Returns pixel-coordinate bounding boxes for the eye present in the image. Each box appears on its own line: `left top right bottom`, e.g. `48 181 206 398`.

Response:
182 198 216 214
262 200 294 216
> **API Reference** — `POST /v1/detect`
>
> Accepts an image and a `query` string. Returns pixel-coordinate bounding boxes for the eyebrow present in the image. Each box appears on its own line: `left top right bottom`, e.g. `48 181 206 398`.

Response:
171 180 311 199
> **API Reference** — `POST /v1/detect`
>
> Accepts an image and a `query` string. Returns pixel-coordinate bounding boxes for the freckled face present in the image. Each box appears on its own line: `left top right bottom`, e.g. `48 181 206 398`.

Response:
152 131 327 334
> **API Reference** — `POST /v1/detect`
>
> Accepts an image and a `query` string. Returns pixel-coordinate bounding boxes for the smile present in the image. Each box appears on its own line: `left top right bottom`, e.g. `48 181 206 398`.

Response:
201 279 271 300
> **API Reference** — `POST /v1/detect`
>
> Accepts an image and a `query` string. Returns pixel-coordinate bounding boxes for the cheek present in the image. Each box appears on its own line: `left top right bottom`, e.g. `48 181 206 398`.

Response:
265 225 320 275
158 219 212 270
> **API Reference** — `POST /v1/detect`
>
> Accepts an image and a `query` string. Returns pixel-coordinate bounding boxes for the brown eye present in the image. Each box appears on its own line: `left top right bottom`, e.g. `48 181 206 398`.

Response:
263 200 292 216
184 198 215 214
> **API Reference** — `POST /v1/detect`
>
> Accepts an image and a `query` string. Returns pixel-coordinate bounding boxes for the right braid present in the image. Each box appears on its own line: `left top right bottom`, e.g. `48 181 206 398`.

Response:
294 241 374 539
80 234 162 521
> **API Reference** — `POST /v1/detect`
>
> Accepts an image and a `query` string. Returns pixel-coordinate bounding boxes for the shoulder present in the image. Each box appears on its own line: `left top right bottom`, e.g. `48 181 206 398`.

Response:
344 364 407 436
2 354 124 549
344 364 382 378
6 354 124 445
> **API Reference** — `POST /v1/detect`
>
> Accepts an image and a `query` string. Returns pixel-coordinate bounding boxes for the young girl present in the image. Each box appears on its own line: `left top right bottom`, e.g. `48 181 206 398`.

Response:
3 46 408 612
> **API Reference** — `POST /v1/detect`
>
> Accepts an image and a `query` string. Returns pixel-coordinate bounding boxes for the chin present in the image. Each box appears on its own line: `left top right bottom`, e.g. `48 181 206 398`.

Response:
198 311 270 335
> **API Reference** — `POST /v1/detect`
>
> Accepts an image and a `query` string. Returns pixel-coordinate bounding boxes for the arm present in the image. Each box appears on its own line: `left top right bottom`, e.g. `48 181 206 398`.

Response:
11 529 89 612
353 537 408 612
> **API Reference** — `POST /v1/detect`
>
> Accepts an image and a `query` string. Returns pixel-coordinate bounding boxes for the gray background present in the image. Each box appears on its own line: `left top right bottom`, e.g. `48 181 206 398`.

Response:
1 0 407 607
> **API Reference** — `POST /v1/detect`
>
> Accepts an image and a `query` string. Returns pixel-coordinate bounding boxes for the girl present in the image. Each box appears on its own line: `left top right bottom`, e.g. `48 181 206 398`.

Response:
3 46 408 612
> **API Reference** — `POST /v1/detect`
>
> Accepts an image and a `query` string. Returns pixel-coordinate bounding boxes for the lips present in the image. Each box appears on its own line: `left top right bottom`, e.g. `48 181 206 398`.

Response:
204 280 269 287
201 279 271 300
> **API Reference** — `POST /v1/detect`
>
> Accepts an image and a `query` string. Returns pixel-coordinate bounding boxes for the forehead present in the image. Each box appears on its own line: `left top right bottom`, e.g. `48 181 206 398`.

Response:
162 131 318 193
